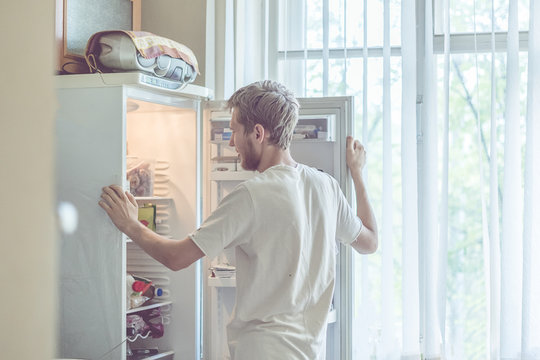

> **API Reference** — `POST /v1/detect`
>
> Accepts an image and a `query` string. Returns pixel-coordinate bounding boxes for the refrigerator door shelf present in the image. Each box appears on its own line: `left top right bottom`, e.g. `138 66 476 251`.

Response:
292 137 335 143
296 114 336 141
126 300 173 314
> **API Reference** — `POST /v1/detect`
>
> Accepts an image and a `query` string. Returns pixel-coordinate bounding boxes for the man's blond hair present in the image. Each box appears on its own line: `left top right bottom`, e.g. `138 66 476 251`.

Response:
227 80 299 150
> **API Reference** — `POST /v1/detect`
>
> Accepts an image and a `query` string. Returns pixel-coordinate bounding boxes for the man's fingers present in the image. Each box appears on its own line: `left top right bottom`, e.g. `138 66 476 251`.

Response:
353 140 365 154
100 192 117 208
102 185 124 205
110 185 126 199
101 188 119 205
347 137 366 154
126 191 138 207
98 200 112 214
346 136 353 150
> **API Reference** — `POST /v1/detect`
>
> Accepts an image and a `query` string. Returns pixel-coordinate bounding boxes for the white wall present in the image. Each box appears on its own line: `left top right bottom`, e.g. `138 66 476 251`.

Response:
0 1 57 359
141 0 207 87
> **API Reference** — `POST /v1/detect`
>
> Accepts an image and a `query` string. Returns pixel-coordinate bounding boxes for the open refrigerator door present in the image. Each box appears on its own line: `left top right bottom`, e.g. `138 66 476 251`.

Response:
201 96 354 360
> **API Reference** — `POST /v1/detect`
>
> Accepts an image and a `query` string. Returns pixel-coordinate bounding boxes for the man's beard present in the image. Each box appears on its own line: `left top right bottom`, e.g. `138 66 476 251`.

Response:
240 138 259 171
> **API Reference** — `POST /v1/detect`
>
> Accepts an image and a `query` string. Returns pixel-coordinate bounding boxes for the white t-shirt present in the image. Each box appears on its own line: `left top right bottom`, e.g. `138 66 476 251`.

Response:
190 164 362 360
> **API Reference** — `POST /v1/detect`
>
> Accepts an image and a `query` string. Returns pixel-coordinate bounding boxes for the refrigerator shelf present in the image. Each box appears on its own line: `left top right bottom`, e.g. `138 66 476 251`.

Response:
135 196 173 203
127 300 173 314
139 351 175 360
210 115 232 122
126 234 173 243
210 140 232 146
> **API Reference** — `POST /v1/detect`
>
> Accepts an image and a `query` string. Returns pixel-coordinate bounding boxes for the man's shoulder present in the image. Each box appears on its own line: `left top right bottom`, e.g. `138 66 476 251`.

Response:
244 163 336 189
298 164 337 184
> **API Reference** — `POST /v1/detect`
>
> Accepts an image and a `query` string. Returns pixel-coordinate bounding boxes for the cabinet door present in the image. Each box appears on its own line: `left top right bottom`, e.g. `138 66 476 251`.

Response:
56 86 126 360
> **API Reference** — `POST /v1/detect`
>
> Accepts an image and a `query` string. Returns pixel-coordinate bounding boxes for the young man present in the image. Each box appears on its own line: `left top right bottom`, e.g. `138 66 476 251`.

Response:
99 80 377 360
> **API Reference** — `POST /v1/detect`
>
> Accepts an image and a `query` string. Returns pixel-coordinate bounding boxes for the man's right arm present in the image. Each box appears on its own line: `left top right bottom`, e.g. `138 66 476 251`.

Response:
346 136 378 254
99 185 204 271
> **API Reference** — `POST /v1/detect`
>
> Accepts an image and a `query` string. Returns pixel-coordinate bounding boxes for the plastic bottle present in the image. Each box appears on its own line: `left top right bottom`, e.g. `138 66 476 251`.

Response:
138 283 164 299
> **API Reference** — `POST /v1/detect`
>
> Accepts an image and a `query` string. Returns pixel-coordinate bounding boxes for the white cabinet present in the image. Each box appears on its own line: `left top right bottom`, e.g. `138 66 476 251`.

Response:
56 73 211 360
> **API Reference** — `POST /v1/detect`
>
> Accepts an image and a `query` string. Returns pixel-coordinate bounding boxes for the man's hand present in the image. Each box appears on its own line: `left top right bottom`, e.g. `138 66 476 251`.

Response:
98 185 141 237
346 136 366 175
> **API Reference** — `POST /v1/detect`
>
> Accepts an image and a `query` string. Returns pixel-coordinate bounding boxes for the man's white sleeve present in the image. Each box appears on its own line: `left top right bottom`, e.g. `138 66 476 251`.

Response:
335 186 363 245
189 184 254 258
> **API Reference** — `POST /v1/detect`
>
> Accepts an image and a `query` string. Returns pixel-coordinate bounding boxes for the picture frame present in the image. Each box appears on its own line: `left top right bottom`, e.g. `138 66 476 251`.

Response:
55 0 141 74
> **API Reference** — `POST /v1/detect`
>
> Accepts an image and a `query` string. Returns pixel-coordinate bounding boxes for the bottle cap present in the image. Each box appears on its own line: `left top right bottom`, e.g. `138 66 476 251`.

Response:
155 288 163 297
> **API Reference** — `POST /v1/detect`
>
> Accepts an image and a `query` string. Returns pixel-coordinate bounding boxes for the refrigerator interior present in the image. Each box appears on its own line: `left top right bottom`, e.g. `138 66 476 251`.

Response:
124 97 201 359
202 107 341 360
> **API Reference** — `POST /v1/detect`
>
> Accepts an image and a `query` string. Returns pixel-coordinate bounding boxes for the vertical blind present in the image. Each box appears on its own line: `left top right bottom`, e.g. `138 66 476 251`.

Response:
523 1 540 359
210 0 540 358
401 0 420 357
500 1 523 357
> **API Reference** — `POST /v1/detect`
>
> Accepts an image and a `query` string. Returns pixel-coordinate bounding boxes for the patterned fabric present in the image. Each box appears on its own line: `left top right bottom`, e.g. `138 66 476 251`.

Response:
85 30 199 74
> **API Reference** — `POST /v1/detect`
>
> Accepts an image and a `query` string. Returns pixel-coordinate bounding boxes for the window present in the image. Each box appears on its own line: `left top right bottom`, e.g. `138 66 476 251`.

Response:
271 0 539 359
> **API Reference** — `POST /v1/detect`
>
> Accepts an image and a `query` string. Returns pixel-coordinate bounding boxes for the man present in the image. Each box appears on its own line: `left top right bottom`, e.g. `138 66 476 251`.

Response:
99 80 377 359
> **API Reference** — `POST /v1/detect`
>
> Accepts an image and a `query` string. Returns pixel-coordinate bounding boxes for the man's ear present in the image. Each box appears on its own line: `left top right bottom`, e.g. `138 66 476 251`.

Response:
253 124 266 143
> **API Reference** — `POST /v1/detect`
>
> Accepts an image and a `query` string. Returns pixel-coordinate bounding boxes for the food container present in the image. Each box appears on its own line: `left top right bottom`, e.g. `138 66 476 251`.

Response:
127 156 155 197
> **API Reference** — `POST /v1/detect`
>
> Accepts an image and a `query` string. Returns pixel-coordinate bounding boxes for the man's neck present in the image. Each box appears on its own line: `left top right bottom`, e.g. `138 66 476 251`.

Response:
256 146 297 173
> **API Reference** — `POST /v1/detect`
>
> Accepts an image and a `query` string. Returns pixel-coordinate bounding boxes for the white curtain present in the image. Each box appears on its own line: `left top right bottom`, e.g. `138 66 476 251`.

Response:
522 1 540 358
401 0 420 358
206 0 267 99
380 0 397 358
433 0 540 359
421 0 442 358
500 1 523 358
488 0 502 356
207 0 540 358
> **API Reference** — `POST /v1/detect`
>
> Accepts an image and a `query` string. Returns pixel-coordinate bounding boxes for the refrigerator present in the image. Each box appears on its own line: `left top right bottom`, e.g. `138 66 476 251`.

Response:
55 72 354 360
